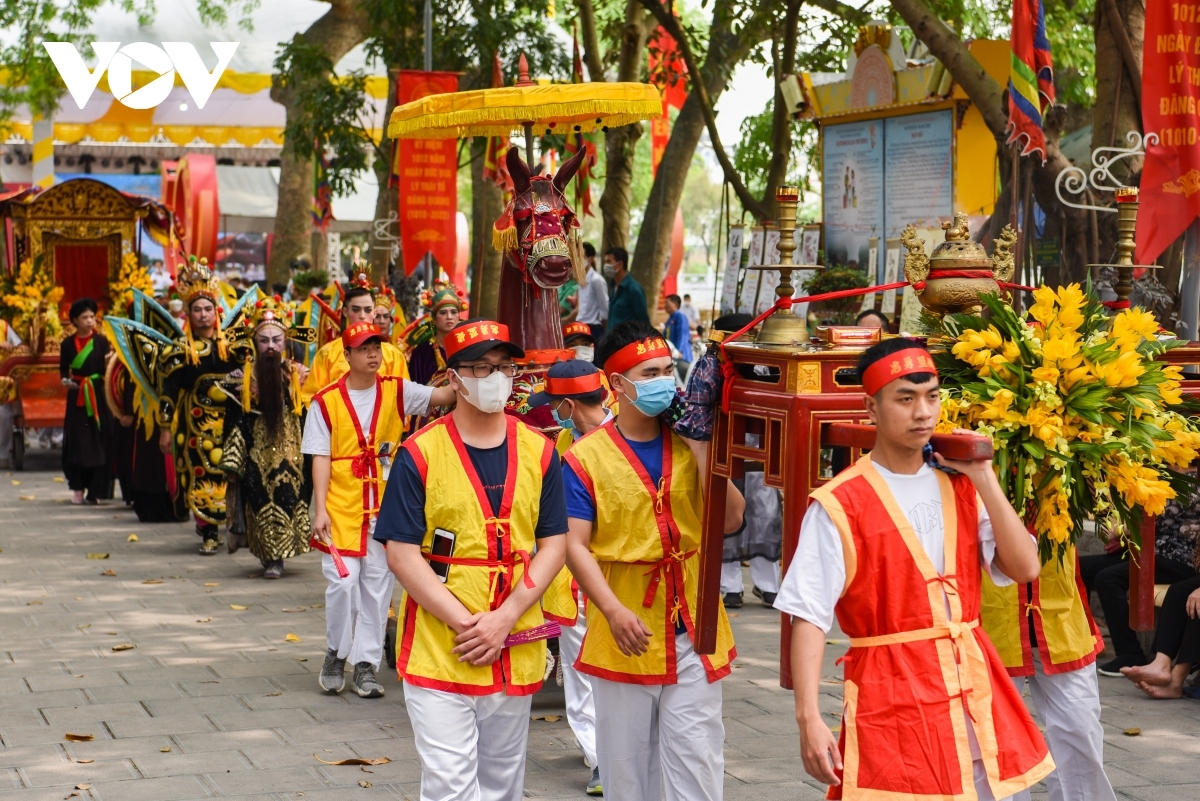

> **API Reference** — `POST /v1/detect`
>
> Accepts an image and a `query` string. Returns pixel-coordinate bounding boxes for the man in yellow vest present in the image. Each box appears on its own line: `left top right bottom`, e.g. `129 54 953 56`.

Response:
374 319 567 800
563 320 746 801
303 322 452 698
301 278 410 405
981 548 1114 801
528 358 611 795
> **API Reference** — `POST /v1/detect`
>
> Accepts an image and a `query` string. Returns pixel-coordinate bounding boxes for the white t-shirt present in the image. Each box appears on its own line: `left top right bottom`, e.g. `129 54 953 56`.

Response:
773 461 1012 635
681 301 700 328
301 379 434 532
576 267 610 325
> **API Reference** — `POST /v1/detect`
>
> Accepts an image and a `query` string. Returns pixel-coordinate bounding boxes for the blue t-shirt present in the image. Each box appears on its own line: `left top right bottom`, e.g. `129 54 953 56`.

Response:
374 439 568 546
564 433 663 522
664 309 693 362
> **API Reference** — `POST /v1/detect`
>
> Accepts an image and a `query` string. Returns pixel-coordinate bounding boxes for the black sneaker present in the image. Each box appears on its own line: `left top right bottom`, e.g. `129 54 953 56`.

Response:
1098 655 1147 677
352 662 385 698
751 586 778 607
319 649 346 693
723 592 743 609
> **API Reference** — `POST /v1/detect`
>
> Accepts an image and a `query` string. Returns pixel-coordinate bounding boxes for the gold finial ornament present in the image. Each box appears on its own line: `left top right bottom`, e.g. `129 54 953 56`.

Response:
756 186 821 346
902 211 1017 316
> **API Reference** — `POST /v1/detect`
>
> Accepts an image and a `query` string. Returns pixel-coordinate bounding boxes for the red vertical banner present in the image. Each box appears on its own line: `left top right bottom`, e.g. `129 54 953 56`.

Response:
647 27 687 176
1138 5 1200 263
396 70 459 276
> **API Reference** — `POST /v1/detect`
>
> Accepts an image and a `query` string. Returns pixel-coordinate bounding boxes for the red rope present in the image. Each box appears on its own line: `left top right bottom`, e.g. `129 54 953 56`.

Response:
1102 299 1131 310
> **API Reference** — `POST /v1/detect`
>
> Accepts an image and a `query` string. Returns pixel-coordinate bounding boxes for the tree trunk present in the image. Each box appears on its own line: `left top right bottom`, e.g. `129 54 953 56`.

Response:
760 0 802 218
267 1 368 289
1091 0 1144 178
368 71 399 285
576 0 606 81
470 136 504 319
598 1 654 256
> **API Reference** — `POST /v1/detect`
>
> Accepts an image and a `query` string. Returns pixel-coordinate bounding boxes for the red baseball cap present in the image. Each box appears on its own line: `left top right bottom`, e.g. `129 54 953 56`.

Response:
342 321 386 349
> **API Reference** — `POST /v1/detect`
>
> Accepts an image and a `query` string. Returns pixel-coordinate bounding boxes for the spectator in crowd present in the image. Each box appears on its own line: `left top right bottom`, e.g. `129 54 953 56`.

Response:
574 242 609 339
603 247 649 329
1121 572 1200 699
559 271 579 324
856 309 889 330
1082 494 1200 675
150 258 172 297
680 293 700 332
662 294 693 381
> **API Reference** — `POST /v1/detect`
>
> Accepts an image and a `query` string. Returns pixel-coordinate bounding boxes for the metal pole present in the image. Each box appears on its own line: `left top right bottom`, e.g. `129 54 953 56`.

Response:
1181 219 1200 340
424 0 432 72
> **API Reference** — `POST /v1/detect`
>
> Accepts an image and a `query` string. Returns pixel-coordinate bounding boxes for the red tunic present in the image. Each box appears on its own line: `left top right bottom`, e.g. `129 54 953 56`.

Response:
810 456 1053 800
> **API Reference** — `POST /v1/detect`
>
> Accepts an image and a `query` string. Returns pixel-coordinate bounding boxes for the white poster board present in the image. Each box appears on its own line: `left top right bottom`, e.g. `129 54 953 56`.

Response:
720 225 745 315
881 243 901 315
860 242 880 313
326 232 343 282
739 227 765 313
800 226 821 267
757 227 782 314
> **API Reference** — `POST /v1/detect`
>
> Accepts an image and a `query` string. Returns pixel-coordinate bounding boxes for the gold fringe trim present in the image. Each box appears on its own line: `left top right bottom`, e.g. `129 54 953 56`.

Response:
388 94 663 140
289 363 303 416
184 324 200 365
493 223 519 253
241 363 253 412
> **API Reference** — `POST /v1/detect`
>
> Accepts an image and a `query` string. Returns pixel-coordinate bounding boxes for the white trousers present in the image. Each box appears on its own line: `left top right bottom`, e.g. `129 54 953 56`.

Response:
558 594 598 767
322 538 393 667
403 683 533 801
720 558 780 595
1009 653 1116 801
593 633 724 801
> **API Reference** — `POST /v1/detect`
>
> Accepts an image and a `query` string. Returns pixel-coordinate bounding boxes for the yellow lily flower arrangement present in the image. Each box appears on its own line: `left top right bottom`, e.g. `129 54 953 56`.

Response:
928 284 1200 561
0 255 64 345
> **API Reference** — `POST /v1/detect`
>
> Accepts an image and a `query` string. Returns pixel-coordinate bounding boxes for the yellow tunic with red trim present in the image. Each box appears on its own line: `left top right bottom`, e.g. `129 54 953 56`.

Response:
542 429 581 626
301 338 409 404
310 376 405 557
397 414 553 696
981 543 1103 676
811 455 1052 800
564 420 735 684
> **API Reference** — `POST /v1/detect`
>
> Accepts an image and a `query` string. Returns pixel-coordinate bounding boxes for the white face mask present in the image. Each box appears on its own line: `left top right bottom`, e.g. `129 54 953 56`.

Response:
454 370 513 414
573 345 594 363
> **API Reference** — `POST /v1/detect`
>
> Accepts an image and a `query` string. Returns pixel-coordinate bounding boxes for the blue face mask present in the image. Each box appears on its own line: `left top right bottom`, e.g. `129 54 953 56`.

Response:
551 402 576 431
625 375 676 417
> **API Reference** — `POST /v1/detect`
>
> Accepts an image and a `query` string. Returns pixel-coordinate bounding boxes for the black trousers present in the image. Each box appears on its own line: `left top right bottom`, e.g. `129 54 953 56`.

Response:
1081 552 1198 659
1152 574 1200 665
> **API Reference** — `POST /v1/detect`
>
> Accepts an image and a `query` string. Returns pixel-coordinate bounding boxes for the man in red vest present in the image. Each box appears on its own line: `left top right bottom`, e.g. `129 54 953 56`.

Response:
776 338 1054 800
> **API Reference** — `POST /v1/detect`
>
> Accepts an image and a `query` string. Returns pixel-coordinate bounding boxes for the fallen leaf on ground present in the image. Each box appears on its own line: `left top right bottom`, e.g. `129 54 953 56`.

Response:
111 643 136 652
196 618 212 623
100 569 116 576
127 534 138 542
361 766 373 773
358 781 372 788
53 477 65 482
295 657 307 662
160 747 172 752
27 600 42 605
383 724 393 729
313 755 392 766
264 692 282 697
727 612 738 618
11 479 20 485
103 631 117 635
85 553 109 560
1124 727 1141 736
74 784 90 790
19 495 35 500
283 607 306 612
74 596 82 600
75 759 93 764
204 582 219 587
285 633 301 643
530 714 561 722
230 604 248 610
73 674 83 678
310 603 323 608
65 793 79 799
64 733 94 741
142 579 164 585
76 624 90 629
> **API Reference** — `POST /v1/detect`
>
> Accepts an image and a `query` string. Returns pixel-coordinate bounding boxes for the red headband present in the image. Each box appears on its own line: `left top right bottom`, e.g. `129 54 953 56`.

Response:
545 373 602 396
861 347 938 395
444 320 512 359
604 337 670 375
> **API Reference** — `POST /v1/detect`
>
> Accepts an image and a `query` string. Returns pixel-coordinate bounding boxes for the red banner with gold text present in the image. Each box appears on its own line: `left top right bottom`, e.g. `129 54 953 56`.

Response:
1138 4 1200 263
648 27 687 176
396 70 459 276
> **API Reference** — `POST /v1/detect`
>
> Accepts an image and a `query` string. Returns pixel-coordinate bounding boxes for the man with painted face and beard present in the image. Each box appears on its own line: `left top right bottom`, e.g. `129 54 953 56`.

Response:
218 298 312 579
375 318 567 800
562 320 746 801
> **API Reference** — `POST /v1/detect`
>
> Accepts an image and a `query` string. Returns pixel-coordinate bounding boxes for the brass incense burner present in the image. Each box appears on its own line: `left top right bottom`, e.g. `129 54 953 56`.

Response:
902 212 1017 316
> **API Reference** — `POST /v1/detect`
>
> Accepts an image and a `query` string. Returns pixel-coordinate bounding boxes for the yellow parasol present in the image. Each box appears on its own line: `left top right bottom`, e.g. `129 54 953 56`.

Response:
387 55 662 165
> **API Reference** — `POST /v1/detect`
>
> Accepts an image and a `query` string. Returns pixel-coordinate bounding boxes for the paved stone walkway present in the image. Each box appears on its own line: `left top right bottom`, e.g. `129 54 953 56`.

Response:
2 449 1199 800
